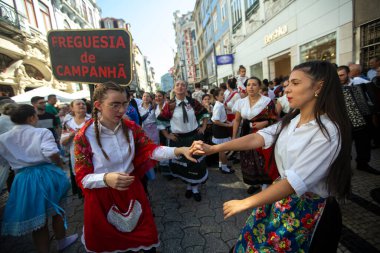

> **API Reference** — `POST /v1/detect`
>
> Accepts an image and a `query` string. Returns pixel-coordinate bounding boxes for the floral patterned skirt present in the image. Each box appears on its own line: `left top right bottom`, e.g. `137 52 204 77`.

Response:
234 193 326 253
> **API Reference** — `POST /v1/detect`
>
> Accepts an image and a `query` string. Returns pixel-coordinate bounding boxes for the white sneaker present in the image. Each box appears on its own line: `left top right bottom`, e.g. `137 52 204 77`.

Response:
57 234 78 251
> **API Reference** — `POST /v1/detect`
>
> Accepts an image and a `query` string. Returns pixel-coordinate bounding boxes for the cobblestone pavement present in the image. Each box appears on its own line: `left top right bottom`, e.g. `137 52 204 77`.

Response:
0 149 379 253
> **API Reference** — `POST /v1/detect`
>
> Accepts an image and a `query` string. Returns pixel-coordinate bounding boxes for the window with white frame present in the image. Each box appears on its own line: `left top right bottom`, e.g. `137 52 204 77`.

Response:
221 0 227 22
39 1 52 32
24 0 38 27
104 20 113 28
213 12 218 32
207 24 213 44
231 0 242 28
223 37 229 54
88 8 94 26
82 0 88 21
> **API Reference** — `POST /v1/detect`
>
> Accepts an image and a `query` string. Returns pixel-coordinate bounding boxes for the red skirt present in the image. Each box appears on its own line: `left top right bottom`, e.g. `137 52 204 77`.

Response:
82 179 158 252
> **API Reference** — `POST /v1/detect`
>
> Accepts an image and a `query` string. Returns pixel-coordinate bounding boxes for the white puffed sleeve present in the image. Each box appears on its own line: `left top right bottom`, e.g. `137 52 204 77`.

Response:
211 104 223 122
151 146 179 161
257 122 281 149
40 129 59 158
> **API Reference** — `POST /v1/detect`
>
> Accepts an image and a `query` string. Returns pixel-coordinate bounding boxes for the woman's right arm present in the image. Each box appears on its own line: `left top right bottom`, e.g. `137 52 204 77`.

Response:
190 132 265 156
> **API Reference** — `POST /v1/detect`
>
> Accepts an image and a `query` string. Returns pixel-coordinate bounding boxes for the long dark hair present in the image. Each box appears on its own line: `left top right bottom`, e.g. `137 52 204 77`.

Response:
227 77 237 89
272 61 351 199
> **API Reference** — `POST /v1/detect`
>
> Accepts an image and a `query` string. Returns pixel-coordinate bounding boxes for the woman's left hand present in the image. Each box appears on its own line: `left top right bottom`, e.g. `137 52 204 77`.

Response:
175 147 198 163
223 199 250 219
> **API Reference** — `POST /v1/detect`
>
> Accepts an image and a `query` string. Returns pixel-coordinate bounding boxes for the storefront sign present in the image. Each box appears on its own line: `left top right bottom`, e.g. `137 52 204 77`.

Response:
216 54 234 65
264 25 288 45
47 29 132 84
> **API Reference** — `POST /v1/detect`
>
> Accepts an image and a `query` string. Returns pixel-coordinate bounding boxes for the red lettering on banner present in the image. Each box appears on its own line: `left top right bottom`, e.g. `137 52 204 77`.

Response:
117 64 126 79
58 37 66 47
98 66 107 77
89 66 98 77
109 67 116 78
56 65 63 75
116 36 126 48
51 35 127 49
71 66 81 76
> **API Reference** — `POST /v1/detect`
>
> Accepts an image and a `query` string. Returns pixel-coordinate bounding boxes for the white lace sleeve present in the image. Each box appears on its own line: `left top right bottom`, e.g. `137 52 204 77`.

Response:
151 146 178 161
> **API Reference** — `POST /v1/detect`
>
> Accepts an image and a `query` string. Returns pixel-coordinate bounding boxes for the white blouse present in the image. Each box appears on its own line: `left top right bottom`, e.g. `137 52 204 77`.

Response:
61 115 91 172
233 95 271 120
226 91 241 113
212 101 227 123
82 121 178 189
257 114 340 198
169 98 199 134
236 76 248 93
155 103 167 131
139 104 157 125
0 125 59 169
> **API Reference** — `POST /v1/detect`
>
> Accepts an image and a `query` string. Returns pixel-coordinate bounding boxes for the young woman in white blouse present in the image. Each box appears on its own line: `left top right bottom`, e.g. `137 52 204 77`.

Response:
224 77 241 123
139 92 159 145
74 82 194 252
211 88 234 174
0 104 78 253
190 61 351 252
60 99 91 197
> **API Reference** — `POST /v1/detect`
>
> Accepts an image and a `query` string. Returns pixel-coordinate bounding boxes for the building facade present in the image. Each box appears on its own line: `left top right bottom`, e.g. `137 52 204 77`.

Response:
0 0 101 96
100 17 156 95
353 0 380 70
173 10 197 85
231 0 354 81
160 72 174 92
188 0 379 86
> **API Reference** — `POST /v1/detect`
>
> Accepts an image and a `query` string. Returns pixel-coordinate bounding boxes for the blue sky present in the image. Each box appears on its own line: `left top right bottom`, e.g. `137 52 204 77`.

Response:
97 0 196 83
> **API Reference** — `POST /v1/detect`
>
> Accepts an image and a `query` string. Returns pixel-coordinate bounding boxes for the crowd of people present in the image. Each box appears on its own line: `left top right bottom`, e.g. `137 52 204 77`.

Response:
0 57 379 252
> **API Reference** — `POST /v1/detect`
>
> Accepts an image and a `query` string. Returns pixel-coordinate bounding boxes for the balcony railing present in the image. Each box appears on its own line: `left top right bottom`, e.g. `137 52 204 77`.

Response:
0 0 20 29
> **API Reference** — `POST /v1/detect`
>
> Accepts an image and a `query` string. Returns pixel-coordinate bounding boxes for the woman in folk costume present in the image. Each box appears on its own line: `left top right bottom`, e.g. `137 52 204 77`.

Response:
74 82 194 252
232 77 279 195
211 88 234 174
139 92 160 145
157 80 210 202
225 77 241 123
154 90 171 176
0 104 77 253
60 99 91 198
138 92 160 185
190 61 351 252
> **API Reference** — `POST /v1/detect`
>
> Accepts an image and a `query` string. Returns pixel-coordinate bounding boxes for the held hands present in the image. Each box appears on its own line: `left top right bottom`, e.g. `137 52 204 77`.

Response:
189 140 212 156
175 147 198 163
104 172 135 191
223 199 250 219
